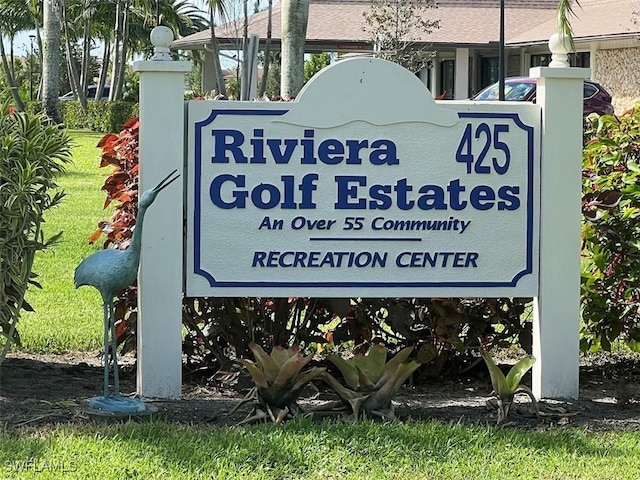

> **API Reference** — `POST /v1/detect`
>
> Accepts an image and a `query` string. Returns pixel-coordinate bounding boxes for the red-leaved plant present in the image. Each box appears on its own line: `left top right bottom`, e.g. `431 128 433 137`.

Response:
91 117 140 352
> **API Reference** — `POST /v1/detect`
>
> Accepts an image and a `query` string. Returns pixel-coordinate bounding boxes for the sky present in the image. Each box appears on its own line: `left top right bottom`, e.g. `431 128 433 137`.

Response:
11 0 270 55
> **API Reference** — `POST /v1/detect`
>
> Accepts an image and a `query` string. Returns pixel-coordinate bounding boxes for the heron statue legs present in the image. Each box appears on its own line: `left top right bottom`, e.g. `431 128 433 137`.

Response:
88 293 146 413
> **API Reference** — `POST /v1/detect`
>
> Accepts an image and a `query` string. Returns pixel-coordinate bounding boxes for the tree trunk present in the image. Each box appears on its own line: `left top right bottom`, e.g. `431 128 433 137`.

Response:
42 0 61 123
113 1 130 101
207 4 227 97
258 0 273 98
109 0 123 101
280 0 309 99
60 0 87 112
81 3 92 92
0 40 24 111
96 39 110 100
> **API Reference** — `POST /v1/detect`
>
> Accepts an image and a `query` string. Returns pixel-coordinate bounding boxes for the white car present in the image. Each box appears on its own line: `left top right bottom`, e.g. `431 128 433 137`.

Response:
59 85 110 101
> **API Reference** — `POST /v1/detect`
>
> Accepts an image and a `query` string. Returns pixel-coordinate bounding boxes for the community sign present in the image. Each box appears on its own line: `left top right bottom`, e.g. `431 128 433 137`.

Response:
186 58 540 297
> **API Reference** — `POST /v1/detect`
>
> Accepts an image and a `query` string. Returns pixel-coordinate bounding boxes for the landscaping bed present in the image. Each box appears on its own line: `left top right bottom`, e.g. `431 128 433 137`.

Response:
1 351 639 431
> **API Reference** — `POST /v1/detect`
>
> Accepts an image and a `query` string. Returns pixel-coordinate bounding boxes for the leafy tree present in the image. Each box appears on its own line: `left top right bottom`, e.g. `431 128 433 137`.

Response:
304 52 330 83
363 0 439 73
0 0 36 110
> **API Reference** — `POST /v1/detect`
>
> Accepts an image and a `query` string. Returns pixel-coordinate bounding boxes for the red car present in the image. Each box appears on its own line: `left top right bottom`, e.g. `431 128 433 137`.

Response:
472 77 614 116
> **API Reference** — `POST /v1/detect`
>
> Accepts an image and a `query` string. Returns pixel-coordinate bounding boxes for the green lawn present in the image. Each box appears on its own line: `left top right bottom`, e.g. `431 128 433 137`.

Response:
1 420 640 480
19 130 109 353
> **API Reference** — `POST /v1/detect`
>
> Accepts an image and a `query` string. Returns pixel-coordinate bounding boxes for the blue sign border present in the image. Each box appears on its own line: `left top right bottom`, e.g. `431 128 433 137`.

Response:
192 109 535 289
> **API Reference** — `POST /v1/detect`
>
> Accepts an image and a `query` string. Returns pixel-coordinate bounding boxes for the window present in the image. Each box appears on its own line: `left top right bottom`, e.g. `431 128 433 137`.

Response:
439 60 455 99
480 56 499 89
583 83 598 99
531 52 589 68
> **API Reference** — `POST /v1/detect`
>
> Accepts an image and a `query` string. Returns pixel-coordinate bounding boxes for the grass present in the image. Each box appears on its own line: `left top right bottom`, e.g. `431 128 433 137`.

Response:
1 419 640 479
18 130 109 353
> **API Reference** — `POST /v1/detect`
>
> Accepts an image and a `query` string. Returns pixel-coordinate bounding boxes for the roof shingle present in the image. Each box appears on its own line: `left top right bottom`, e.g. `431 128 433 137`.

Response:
172 0 559 50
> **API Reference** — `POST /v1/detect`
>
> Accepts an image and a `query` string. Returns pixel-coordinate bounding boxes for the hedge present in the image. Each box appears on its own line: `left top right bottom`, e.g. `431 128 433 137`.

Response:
25 100 139 132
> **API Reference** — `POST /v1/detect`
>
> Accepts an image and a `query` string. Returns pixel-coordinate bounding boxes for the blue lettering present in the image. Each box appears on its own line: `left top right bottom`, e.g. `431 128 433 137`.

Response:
335 176 366 209
299 173 318 208
249 129 266 163
394 179 414 210
210 174 247 208
318 139 344 164
447 179 468 210
345 139 368 164
301 130 316 164
370 139 399 165
251 183 281 209
497 186 520 210
417 185 447 210
253 251 267 266
470 185 495 210
267 138 298 164
368 184 392 209
212 130 247 163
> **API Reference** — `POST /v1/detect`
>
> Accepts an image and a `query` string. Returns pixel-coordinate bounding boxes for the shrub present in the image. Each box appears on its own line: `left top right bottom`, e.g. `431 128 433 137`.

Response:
59 101 138 132
581 108 640 352
0 99 72 360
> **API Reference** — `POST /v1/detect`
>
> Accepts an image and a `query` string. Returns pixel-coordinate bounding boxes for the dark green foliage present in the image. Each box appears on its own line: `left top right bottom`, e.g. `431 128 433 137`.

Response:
0 98 72 359
59 101 138 132
304 53 331 82
24 101 44 116
333 297 532 376
581 108 640 352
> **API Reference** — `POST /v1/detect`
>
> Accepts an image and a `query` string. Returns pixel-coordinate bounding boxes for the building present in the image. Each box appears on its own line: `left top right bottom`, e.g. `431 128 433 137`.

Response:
173 0 639 111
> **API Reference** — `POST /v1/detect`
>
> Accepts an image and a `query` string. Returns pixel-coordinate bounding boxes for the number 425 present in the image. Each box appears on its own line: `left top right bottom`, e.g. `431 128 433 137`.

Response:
455 123 511 175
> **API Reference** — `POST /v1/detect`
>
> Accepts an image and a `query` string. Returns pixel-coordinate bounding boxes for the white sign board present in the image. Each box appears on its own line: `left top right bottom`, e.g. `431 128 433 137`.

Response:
186 58 540 297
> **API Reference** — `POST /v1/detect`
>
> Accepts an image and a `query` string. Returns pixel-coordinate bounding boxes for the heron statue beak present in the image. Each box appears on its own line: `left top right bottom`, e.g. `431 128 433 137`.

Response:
152 169 180 193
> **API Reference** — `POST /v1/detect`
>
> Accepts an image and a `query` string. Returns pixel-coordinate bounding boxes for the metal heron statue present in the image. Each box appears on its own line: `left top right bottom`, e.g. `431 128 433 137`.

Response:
74 169 180 413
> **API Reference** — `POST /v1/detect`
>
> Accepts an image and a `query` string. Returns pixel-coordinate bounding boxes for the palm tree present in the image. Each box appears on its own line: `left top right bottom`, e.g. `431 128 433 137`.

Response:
204 0 228 97
280 0 309 99
0 0 36 110
557 0 581 50
42 0 61 122
59 0 88 112
257 0 273 98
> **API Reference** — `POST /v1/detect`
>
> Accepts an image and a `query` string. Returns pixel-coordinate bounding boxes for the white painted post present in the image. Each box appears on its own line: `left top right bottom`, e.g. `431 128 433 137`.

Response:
454 48 469 99
133 26 191 399
531 34 589 400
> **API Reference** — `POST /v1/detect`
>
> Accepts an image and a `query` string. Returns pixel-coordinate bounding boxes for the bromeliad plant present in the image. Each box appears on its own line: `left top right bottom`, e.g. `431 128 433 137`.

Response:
480 348 538 424
320 344 434 421
233 343 325 424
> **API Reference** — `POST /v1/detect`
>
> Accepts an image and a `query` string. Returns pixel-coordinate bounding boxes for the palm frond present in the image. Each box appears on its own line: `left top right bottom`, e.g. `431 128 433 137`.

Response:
557 0 581 51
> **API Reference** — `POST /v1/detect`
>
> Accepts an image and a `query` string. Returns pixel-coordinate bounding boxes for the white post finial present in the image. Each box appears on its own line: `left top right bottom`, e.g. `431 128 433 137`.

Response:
549 33 571 68
150 25 174 61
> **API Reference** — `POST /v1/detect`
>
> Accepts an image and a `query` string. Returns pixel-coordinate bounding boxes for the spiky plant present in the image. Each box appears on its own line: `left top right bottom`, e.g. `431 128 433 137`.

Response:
480 348 538 424
557 0 581 51
321 344 434 421
232 343 325 424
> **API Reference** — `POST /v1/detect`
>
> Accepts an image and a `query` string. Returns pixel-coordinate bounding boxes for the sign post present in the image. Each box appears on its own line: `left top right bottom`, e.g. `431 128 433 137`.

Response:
133 27 191 400
531 34 589 399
